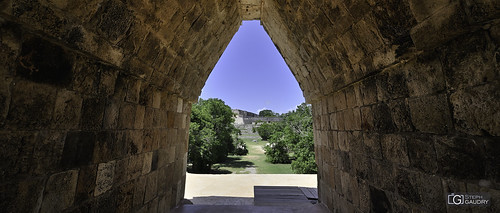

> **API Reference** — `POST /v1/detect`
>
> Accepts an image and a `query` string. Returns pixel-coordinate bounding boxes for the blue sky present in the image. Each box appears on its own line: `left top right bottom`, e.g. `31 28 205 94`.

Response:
200 20 305 114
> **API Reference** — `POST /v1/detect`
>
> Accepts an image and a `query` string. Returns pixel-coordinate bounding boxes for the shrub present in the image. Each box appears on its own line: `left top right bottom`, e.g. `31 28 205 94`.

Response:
263 132 291 163
256 123 273 140
233 138 249 156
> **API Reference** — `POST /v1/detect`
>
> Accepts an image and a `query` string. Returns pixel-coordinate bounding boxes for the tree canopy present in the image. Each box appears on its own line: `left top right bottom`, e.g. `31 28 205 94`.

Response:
188 98 241 173
261 103 317 173
258 109 278 117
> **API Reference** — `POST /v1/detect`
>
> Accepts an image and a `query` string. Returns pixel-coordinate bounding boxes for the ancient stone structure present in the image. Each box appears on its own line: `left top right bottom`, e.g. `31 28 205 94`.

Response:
0 0 498 212
232 109 281 125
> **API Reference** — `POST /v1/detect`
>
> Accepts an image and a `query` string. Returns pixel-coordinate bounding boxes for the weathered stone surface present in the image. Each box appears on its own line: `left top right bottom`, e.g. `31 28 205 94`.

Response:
408 94 452 134
407 135 438 174
450 83 500 136
381 134 410 167
41 170 79 213
1 0 498 212
75 165 97 203
6 80 56 129
61 131 96 169
94 161 115 197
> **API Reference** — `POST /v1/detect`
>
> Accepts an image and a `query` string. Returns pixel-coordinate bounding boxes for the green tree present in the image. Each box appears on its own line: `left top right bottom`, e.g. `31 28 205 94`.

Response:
256 123 274 140
264 131 291 163
258 109 277 117
261 103 317 174
188 98 238 173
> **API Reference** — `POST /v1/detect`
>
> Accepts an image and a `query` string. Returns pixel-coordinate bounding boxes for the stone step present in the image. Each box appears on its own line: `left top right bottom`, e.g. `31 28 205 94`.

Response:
171 204 329 213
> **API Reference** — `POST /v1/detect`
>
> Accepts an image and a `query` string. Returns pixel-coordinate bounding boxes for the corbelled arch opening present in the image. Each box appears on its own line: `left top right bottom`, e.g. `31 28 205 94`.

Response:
0 0 498 212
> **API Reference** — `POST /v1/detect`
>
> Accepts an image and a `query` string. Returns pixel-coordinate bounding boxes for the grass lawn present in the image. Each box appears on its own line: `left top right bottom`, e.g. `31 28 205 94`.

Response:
213 133 294 174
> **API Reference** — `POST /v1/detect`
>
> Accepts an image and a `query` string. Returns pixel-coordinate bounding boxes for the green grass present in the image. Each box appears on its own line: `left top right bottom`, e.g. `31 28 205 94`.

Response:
213 133 294 174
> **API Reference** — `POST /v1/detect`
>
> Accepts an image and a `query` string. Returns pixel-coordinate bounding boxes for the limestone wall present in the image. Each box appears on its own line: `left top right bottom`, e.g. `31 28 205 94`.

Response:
0 0 241 212
261 0 499 212
0 0 499 212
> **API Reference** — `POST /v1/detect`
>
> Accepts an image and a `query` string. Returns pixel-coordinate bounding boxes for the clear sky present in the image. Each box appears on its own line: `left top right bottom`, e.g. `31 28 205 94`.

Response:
200 20 305 114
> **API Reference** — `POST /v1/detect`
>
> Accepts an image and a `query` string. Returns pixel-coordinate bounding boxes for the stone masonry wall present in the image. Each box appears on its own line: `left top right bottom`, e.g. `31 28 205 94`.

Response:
0 0 240 212
261 0 499 212
1 0 499 212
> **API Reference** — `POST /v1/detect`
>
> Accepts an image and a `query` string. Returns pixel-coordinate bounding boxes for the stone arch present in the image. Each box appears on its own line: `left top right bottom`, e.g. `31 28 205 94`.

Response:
0 0 499 212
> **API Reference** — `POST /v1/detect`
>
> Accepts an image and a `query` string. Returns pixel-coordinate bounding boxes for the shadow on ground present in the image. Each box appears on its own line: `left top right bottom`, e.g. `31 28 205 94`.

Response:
187 156 255 174
217 156 254 169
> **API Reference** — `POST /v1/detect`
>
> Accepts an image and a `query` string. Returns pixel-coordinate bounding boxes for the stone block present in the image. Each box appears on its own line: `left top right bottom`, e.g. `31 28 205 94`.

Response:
94 131 126 163
142 130 155 153
408 94 452 134
61 131 96 169
142 152 153 175
127 154 143 181
125 78 142 104
371 0 416 55
340 171 352 202
133 176 146 208
333 90 347 111
360 106 374 130
369 186 393 213
395 168 421 204
75 165 97 203
403 56 446 97
31 131 66 175
372 103 396 133
52 90 83 129
376 69 409 101
387 99 414 132
113 157 129 186
139 85 154 107
370 159 396 192
143 107 154 128
3 177 45 213
450 82 500 136
463 0 500 24
434 136 486 179
151 150 159 171
152 90 162 109
329 113 338 130
352 16 384 54
345 86 357 108
407 135 438 174
134 105 145 129
41 170 79 213
360 76 378 105
17 37 73 87
442 31 498 90
118 103 136 129
6 80 56 129
408 0 452 22
144 171 158 203
127 130 143 155
381 134 410 167
80 97 106 131
363 133 383 160
416 173 445 211
320 113 329 130
410 2 469 50
115 181 134 212
94 161 116 197
337 131 349 152
340 29 365 65
98 65 118 97
103 102 120 129
351 153 372 180
91 0 133 43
